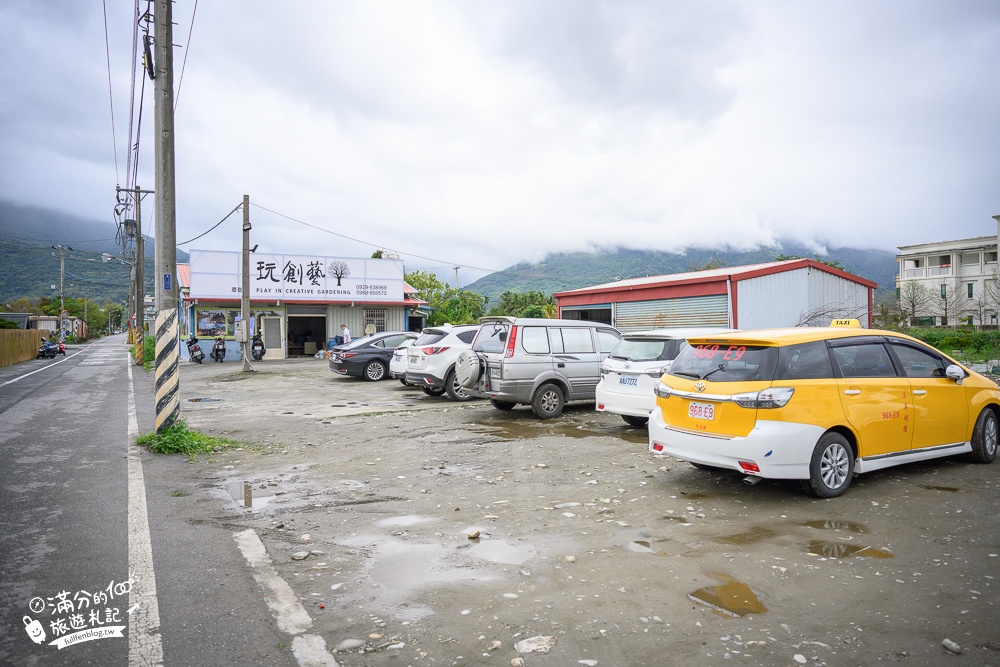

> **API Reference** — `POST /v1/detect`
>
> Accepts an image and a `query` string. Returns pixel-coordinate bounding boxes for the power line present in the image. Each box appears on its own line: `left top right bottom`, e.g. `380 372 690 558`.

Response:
102 0 120 184
174 0 198 111
249 203 502 275
176 203 242 246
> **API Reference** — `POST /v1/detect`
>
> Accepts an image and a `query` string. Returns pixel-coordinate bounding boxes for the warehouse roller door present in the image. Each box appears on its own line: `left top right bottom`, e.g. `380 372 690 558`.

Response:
614 295 730 332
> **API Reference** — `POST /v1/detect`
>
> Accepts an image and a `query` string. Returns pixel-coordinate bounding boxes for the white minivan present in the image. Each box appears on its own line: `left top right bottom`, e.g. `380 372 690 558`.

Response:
596 328 735 427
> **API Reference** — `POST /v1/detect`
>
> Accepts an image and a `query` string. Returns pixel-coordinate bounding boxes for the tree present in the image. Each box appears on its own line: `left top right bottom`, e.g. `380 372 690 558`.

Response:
687 254 726 271
328 261 350 286
487 290 555 317
405 270 485 326
775 254 846 271
371 249 384 259
936 278 963 327
795 302 869 327
898 281 933 324
873 292 906 330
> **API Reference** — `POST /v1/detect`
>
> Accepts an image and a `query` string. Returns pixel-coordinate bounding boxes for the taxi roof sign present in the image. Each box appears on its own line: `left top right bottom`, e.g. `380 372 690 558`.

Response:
830 319 862 328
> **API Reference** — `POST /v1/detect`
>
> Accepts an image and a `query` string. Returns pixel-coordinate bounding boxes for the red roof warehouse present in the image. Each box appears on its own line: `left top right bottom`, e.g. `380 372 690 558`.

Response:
554 259 877 332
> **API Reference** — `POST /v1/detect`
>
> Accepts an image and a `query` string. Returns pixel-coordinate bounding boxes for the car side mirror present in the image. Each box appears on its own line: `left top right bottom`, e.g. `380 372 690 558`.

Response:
945 364 965 385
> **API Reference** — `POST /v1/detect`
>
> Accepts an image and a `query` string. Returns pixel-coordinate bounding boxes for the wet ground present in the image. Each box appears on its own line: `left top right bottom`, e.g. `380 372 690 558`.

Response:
162 358 1000 666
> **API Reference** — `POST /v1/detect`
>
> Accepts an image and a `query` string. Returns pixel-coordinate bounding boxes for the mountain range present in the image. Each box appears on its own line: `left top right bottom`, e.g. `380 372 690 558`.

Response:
0 200 898 307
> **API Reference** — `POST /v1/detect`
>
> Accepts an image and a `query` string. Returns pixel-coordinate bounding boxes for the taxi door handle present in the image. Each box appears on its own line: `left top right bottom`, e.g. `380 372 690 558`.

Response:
843 389 861 395
913 389 927 396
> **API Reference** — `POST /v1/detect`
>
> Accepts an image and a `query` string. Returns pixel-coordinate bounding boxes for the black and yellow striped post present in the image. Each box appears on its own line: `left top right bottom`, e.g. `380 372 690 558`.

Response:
154 309 180 432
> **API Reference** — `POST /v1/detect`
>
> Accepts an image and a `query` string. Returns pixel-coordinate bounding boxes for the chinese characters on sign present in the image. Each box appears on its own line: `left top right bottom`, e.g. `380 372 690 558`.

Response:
189 250 405 303
23 578 133 650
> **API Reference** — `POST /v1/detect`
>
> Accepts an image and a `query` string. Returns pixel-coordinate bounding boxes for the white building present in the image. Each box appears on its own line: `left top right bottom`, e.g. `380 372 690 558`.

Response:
895 215 1000 327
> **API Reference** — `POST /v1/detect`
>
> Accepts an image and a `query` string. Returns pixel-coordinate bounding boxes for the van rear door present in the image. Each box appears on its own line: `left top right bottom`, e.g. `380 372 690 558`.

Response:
550 326 601 399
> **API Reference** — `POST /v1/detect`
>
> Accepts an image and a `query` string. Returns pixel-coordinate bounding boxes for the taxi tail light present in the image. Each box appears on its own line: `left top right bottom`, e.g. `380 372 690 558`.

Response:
421 346 450 355
654 382 672 399
739 461 760 473
504 326 518 358
732 387 794 409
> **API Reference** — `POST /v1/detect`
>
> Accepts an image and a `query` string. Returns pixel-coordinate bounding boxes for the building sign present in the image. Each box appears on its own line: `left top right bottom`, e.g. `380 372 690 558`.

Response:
189 250 404 303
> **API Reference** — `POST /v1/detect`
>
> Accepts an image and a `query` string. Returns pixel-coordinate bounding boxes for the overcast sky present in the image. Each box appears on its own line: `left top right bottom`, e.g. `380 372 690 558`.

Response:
2 1 998 284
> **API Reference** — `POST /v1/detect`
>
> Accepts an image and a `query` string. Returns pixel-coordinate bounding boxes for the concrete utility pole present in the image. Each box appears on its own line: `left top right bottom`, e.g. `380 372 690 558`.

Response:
242 195 252 371
153 0 179 432
134 190 144 352
52 245 73 329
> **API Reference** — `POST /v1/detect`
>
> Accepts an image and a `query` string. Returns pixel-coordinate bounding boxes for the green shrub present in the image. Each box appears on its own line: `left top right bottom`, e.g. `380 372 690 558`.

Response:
136 419 238 458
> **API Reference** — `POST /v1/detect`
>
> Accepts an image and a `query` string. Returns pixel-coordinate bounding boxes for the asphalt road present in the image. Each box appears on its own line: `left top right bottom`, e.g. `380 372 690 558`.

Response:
0 336 296 667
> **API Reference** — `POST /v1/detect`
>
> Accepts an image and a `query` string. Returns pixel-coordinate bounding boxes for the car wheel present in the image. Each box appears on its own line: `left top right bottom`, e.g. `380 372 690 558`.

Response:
805 432 854 498
531 383 564 419
454 350 481 389
445 370 474 401
621 414 648 428
421 386 446 397
490 399 516 411
363 360 387 381
969 407 998 463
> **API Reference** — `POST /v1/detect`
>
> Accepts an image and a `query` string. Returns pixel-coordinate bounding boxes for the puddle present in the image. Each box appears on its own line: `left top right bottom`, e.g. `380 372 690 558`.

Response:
469 418 646 442
224 480 281 510
801 519 871 534
716 527 776 545
377 515 436 528
629 540 673 555
187 397 221 403
806 540 893 559
920 484 960 492
470 539 536 565
688 574 768 617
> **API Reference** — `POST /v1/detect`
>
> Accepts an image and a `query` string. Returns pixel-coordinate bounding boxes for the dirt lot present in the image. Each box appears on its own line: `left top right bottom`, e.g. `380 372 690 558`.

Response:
159 358 1000 666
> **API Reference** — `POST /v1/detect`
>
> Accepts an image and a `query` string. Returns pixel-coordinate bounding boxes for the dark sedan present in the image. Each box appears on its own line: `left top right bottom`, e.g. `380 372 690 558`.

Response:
329 331 419 381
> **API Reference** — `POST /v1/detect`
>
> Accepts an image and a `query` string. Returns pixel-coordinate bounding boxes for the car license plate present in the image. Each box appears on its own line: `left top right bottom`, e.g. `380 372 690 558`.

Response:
688 401 715 420
490 366 501 379
618 376 638 387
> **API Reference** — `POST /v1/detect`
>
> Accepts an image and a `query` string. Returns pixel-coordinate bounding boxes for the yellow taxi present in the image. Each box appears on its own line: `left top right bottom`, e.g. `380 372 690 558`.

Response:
648 320 1000 497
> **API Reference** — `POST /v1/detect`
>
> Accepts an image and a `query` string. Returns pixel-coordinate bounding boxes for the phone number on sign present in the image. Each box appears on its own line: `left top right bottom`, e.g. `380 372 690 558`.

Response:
356 284 388 296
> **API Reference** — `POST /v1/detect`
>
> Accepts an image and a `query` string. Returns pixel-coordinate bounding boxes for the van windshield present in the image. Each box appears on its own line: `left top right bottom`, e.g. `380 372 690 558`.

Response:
669 343 777 382
472 321 510 353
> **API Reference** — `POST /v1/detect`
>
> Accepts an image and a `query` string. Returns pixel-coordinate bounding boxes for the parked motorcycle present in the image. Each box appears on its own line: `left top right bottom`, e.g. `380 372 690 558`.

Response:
57 340 66 355
251 333 266 361
210 337 226 363
36 337 58 359
186 335 205 363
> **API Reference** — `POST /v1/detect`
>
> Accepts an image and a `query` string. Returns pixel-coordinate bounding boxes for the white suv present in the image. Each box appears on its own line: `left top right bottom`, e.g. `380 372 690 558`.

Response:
596 328 734 427
405 324 481 400
389 339 416 385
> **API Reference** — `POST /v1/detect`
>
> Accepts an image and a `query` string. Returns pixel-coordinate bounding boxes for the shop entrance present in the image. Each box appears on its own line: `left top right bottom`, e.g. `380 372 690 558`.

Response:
286 316 326 356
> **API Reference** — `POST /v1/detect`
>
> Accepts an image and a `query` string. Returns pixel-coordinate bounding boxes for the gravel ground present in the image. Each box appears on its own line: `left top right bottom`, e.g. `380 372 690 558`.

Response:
158 357 1000 667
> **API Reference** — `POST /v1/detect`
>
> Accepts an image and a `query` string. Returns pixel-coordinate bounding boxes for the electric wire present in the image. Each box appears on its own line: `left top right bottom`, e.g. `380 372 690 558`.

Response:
174 0 198 111
249 203 503 275
176 203 243 246
102 0 120 184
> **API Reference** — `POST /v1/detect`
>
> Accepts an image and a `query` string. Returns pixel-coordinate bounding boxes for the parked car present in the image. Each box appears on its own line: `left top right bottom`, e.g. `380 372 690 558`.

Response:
457 317 621 418
329 331 419 381
648 320 1000 497
405 324 481 400
597 328 736 427
389 339 417 385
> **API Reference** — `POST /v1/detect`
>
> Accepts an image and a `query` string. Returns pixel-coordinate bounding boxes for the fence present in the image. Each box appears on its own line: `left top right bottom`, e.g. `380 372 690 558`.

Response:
0 329 55 368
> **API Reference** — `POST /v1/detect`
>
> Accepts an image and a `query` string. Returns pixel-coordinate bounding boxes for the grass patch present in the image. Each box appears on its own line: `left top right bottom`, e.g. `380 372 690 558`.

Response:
170 489 190 497
137 419 239 459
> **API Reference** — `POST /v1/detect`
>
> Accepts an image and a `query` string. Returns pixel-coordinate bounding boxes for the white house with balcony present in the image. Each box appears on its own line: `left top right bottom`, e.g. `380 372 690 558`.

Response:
896 215 1000 327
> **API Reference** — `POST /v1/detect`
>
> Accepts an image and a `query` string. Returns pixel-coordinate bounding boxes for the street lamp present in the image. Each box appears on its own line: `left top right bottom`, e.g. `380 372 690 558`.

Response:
52 244 73 331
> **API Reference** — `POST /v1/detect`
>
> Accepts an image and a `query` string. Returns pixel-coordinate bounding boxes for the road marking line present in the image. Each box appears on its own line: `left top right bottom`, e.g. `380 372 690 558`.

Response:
233 529 340 667
127 360 164 666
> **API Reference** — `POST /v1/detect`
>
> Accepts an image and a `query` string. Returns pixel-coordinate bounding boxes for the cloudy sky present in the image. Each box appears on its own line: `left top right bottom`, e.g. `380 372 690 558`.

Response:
2 1 998 284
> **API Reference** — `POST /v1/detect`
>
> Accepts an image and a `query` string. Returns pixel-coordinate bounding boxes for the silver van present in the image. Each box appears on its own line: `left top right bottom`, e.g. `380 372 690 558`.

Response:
456 317 621 418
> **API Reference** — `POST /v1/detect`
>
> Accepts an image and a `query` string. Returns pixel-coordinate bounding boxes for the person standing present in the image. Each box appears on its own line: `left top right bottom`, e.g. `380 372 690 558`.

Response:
340 324 351 344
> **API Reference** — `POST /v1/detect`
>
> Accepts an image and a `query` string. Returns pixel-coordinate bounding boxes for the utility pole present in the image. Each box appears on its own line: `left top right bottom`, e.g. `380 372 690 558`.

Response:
135 189 144 359
454 266 460 289
153 0 179 433
242 195 252 372
52 244 73 335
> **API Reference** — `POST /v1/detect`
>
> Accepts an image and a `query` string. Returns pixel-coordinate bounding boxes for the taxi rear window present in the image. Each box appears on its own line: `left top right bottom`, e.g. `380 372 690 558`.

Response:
669 343 777 382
